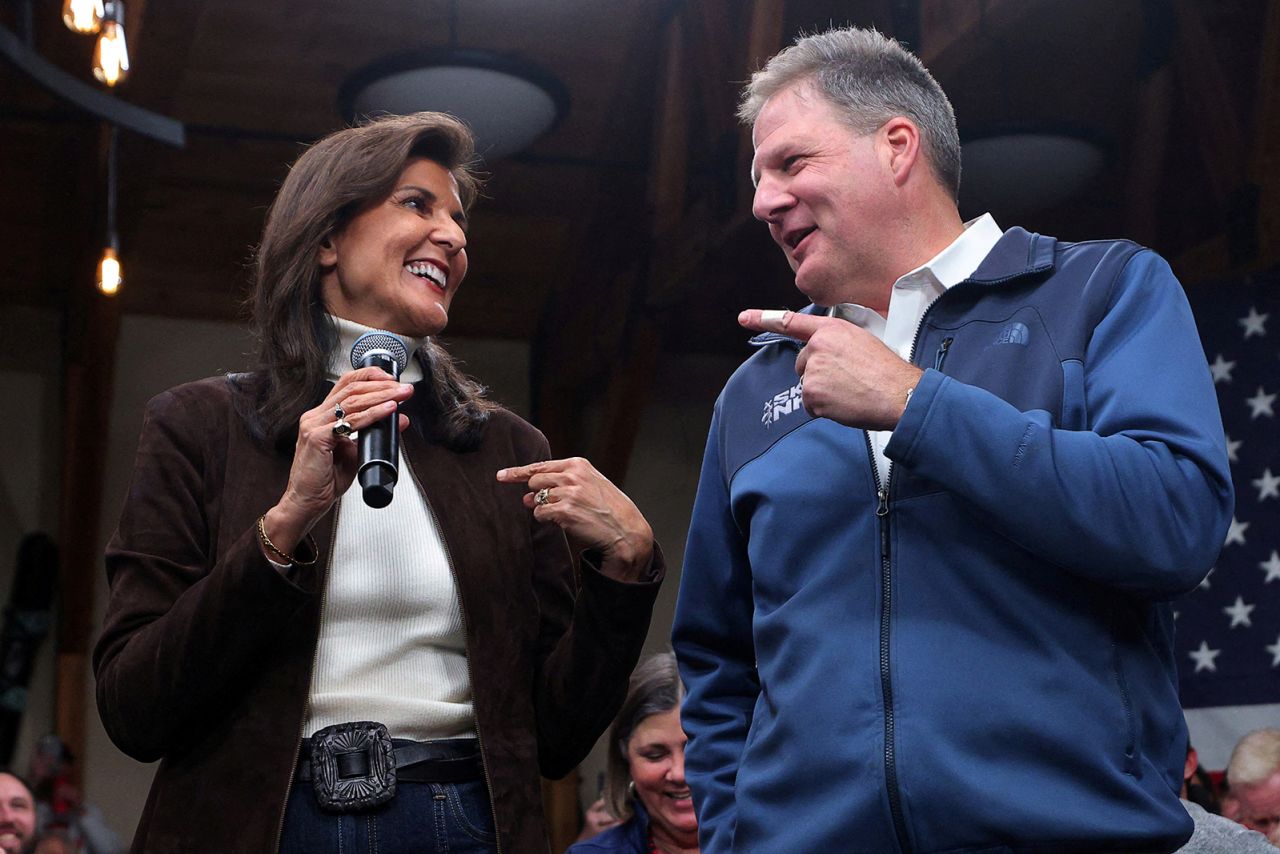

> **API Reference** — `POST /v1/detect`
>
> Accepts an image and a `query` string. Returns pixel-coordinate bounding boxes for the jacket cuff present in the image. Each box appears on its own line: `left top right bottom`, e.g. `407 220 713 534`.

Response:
580 542 665 601
227 521 323 602
885 367 947 467
581 540 666 585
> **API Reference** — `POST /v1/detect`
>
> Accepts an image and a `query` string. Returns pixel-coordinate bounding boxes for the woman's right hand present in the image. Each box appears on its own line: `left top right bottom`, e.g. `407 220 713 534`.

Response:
261 367 413 557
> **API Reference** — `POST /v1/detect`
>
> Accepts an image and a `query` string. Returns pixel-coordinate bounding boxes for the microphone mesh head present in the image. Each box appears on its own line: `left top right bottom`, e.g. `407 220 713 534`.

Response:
350 331 410 371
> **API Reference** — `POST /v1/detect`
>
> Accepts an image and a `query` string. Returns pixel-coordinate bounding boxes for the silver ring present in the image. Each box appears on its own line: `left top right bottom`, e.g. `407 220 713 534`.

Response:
332 418 353 438
334 401 346 420
535 487 551 506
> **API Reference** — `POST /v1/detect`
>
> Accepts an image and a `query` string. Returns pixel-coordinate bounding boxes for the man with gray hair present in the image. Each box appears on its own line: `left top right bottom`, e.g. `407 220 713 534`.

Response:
1222 728 1280 845
672 26 1233 853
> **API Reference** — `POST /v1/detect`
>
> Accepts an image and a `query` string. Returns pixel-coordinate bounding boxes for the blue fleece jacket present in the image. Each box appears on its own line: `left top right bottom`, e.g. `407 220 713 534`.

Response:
565 801 651 854
672 228 1233 854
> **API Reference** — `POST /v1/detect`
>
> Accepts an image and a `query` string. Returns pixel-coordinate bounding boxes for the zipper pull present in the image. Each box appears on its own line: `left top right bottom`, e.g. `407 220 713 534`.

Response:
934 337 954 371
876 487 889 517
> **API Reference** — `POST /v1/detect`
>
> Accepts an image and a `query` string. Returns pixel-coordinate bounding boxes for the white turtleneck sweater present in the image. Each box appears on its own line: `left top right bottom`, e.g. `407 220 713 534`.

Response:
299 316 475 741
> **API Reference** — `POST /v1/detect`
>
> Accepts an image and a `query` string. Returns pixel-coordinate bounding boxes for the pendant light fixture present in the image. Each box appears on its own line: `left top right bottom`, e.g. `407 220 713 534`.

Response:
96 125 122 296
61 0 104 34
91 0 129 87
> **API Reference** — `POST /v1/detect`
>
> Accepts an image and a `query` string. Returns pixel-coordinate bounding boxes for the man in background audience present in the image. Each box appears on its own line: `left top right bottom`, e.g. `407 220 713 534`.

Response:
1222 728 1280 845
1175 744 1275 852
0 772 34 854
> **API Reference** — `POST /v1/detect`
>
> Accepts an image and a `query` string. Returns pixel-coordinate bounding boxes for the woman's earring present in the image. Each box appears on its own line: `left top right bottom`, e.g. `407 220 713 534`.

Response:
627 780 637 799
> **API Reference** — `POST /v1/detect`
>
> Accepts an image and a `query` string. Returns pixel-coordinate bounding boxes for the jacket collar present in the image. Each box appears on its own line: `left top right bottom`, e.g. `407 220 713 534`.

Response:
748 226 1056 349
966 226 1055 284
626 798 652 847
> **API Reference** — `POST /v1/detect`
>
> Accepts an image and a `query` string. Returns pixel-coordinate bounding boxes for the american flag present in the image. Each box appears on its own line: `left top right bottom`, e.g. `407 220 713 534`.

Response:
1177 265 1280 771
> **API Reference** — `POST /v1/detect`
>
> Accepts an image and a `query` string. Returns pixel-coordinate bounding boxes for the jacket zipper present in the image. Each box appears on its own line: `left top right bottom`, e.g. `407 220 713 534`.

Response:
401 443 504 853
933 337 953 371
875 307 957 852
273 504 341 851
868 438 912 854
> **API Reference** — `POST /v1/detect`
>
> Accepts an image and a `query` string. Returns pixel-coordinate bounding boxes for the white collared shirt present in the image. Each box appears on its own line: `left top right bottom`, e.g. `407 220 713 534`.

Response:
829 213 1004 486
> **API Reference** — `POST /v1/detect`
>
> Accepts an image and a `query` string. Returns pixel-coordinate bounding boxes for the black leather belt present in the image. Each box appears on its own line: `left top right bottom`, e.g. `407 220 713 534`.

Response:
298 734 483 784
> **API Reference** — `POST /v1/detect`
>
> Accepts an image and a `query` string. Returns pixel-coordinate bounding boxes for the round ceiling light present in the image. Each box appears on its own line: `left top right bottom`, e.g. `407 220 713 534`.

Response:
959 124 1109 221
339 49 569 160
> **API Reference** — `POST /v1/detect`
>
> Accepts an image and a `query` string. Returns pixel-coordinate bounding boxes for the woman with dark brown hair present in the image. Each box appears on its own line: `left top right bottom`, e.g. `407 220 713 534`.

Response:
94 112 663 854
568 653 698 854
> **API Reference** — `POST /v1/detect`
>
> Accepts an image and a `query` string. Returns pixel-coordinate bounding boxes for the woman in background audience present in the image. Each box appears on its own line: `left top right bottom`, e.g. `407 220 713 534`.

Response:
568 653 698 854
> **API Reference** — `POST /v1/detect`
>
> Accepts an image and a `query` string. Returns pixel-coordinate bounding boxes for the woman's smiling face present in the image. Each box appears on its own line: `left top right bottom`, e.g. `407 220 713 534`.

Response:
627 707 698 848
320 157 469 337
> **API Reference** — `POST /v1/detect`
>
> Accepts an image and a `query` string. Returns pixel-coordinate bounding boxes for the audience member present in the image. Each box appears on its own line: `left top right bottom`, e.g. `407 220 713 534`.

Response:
567 653 696 854
1222 728 1280 844
1183 745 1221 815
0 772 34 854
31 828 75 854
1174 744 1274 852
572 797 622 845
26 736 122 854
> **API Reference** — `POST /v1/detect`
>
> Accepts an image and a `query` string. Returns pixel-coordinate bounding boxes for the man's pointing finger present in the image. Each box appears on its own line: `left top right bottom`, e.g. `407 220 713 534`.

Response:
738 308 831 341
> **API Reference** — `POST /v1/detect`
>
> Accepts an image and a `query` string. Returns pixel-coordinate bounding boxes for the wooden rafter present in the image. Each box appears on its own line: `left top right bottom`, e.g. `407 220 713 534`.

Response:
51 0 206 786
1172 0 1247 214
1250 0 1280 268
55 122 122 785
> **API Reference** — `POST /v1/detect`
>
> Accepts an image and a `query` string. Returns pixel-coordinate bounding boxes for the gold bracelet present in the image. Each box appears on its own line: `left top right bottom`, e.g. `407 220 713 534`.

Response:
257 515 318 567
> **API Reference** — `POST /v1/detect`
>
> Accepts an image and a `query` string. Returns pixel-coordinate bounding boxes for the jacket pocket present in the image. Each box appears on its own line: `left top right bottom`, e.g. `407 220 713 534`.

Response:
1109 606 1140 776
1060 358 1087 430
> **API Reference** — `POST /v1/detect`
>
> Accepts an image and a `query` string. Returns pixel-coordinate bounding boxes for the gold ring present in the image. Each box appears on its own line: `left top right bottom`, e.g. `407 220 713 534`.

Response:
535 487 551 506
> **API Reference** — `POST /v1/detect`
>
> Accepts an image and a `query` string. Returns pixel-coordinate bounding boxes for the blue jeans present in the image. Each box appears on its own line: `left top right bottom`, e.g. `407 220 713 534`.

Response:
279 778 498 853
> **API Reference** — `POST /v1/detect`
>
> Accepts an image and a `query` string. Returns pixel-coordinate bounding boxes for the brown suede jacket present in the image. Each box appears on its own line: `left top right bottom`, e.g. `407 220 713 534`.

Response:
93 372 663 853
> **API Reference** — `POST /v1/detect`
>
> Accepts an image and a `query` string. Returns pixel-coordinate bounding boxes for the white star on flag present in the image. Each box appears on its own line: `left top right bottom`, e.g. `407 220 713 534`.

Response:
1245 386 1276 419
1223 596 1256 628
1238 306 1269 338
1226 434 1242 463
1189 640 1221 673
1224 517 1250 547
1268 636 1280 667
1198 567 1214 590
1261 551 1280 583
1209 354 1236 384
1252 468 1280 501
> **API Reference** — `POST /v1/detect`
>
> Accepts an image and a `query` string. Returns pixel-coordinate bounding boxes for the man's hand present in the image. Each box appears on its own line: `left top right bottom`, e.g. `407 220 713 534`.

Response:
739 309 924 430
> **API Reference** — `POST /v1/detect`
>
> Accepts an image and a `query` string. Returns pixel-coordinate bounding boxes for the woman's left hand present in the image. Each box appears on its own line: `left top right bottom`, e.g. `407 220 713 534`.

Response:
497 457 654 582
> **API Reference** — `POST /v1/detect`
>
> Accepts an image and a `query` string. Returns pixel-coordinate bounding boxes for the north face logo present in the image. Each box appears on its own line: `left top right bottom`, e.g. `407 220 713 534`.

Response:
761 380 804 428
994 321 1030 346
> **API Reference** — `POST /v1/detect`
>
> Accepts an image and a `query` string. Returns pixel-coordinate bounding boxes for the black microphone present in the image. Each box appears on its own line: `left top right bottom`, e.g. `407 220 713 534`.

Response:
350 331 411 508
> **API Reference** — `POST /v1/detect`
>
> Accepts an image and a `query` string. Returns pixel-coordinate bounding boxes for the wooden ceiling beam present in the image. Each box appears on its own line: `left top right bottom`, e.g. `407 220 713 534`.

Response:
527 0 669 460
736 0 786 208
1171 0 1275 282
917 0 1036 72
1123 64 1174 247
1249 0 1280 269
1171 0 1246 214
586 0 788 486
45 0 204 784
54 123 122 788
